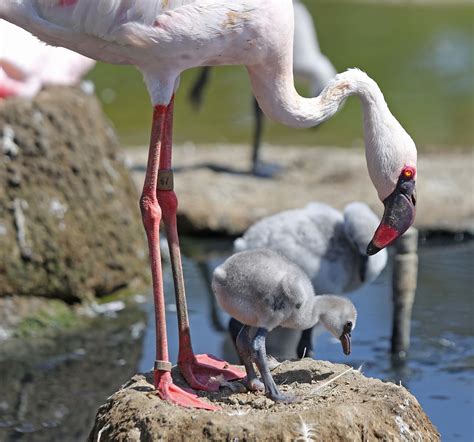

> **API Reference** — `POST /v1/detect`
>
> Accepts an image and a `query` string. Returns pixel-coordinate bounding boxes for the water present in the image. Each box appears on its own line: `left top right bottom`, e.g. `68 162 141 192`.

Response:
138 238 474 441
87 1 474 148
0 240 472 441
0 306 147 442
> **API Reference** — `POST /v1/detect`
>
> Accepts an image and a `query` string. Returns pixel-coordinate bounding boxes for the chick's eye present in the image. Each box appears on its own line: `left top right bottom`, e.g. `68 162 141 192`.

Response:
344 322 352 334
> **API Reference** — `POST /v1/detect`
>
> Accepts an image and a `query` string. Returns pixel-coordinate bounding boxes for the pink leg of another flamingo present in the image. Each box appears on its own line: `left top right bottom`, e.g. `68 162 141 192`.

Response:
140 102 217 410
157 98 245 392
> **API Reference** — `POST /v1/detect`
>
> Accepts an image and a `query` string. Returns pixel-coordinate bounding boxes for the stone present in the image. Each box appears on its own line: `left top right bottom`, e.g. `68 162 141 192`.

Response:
88 359 439 441
127 144 474 237
0 87 147 303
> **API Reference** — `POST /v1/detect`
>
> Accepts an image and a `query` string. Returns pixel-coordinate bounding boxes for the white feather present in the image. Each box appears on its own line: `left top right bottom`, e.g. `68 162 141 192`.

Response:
294 415 318 442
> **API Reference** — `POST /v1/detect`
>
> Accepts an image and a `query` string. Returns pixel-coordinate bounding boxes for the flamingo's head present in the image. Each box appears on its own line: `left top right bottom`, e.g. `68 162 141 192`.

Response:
365 112 417 255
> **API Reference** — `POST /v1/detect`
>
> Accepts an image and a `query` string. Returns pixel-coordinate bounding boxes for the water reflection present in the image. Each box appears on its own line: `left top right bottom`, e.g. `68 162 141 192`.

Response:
140 238 474 441
0 306 146 442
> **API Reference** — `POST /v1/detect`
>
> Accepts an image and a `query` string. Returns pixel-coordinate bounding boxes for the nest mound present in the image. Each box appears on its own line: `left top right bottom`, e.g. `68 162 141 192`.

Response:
89 359 439 441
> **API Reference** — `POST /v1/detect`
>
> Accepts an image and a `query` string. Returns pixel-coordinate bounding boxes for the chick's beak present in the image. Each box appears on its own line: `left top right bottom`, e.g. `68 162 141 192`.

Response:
367 179 416 255
340 333 351 355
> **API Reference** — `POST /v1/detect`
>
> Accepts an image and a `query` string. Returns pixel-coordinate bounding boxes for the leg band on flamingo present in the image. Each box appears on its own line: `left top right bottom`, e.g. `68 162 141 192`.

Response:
156 97 245 394
157 187 246 392
141 101 219 410
154 360 172 371
158 169 174 191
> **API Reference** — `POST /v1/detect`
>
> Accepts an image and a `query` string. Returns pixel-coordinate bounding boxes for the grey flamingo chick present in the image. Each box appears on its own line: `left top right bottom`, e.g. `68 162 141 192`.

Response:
212 249 357 402
235 202 388 294
233 202 386 358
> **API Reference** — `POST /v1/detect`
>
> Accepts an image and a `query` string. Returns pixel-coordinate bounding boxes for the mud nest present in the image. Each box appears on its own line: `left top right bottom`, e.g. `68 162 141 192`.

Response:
89 359 439 441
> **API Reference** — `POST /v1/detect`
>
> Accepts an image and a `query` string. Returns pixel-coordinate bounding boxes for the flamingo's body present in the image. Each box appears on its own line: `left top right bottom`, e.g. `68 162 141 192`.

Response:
0 20 95 99
188 0 337 176
1 0 417 410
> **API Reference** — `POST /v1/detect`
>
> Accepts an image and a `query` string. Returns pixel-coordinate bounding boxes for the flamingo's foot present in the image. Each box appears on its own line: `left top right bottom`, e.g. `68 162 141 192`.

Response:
179 353 246 392
154 370 218 411
246 377 265 392
252 161 284 178
267 391 301 404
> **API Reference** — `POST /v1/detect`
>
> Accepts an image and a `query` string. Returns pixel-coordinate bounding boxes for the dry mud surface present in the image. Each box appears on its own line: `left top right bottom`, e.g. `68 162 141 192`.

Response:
89 359 439 442
127 144 473 237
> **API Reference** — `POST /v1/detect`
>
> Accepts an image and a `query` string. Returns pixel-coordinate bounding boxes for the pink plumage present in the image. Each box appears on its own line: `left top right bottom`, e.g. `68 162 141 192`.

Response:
0 20 95 99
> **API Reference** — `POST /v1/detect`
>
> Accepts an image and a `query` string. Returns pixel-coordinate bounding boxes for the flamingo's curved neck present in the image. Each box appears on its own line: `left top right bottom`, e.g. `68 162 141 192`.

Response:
248 66 390 130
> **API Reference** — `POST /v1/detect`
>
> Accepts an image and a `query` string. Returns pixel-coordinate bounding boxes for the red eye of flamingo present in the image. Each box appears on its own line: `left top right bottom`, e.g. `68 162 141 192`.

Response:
402 167 415 179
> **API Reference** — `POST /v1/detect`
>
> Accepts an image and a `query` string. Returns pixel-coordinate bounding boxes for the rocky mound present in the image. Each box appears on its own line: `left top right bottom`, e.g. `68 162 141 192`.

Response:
88 359 439 441
0 87 147 303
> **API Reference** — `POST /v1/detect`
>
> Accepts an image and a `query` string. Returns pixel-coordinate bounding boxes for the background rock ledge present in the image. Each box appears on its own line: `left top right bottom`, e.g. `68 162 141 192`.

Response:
88 359 439 442
127 144 473 237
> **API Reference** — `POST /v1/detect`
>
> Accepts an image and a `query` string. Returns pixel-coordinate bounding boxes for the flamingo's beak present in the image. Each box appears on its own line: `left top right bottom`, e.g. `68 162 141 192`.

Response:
367 177 416 255
340 333 351 355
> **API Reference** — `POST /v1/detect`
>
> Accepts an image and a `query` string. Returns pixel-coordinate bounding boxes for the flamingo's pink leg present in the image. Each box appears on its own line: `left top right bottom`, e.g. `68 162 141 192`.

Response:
141 103 217 410
157 98 245 392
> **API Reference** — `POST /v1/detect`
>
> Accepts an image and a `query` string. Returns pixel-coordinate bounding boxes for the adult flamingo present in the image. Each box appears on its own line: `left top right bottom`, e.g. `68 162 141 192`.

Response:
187 0 337 177
0 0 417 410
0 20 95 99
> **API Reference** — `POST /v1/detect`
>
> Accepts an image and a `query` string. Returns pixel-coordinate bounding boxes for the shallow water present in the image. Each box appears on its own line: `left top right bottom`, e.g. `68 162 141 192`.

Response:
0 306 147 442
138 238 474 441
87 1 474 148
0 240 472 441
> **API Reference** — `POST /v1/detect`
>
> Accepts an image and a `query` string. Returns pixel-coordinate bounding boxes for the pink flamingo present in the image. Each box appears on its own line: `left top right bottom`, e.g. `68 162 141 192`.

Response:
0 20 95 99
0 0 417 410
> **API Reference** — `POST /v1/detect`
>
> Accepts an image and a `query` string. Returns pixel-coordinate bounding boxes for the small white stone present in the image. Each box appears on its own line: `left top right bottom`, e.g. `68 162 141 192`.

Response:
80 80 95 95
49 198 68 219
127 428 141 442
2 125 19 157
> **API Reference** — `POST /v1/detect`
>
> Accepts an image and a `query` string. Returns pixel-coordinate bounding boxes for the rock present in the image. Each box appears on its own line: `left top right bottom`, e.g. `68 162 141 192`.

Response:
0 87 147 303
0 295 79 339
127 144 474 237
88 359 439 441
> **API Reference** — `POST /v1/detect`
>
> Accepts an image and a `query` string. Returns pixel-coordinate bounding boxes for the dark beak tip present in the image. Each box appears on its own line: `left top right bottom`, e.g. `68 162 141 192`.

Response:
340 334 351 355
366 242 381 256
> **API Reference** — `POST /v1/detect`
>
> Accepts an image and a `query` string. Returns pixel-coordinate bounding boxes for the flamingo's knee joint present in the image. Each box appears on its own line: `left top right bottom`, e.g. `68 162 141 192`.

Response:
140 194 162 226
